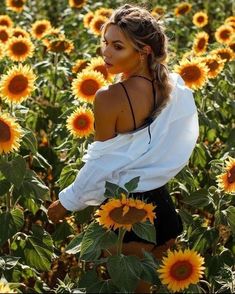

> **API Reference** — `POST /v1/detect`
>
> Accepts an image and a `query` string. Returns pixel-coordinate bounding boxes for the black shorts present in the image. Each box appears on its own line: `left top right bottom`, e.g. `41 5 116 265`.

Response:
112 185 183 246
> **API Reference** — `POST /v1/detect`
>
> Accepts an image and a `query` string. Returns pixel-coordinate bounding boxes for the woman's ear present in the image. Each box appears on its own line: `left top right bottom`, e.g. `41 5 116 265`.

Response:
143 45 152 55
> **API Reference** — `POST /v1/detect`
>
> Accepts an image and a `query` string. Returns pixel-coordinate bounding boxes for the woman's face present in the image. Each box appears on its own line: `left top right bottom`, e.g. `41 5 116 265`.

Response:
101 24 140 75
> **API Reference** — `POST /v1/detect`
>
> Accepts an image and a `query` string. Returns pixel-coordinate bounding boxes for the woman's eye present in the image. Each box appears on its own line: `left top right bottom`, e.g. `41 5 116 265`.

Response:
114 45 122 50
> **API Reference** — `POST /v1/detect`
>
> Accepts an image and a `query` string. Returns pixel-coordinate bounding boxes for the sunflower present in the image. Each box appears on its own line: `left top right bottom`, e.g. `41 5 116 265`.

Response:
0 113 23 154
12 27 30 38
174 58 208 90
157 248 205 293
72 59 89 74
6 36 35 62
211 47 235 62
0 15 14 28
152 6 165 16
72 69 106 103
6 0 26 13
89 15 108 36
94 7 113 18
31 20 52 39
68 0 87 9
174 2 192 17
86 56 113 81
95 193 156 231
41 27 64 47
228 40 235 53
192 31 209 55
46 37 74 54
225 16 235 24
0 26 11 44
216 157 235 193
202 54 225 79
192 11 208 28
66 107 94 138
215 24 234 45
0 43 5 60
83 11 95 29
0 64 36 104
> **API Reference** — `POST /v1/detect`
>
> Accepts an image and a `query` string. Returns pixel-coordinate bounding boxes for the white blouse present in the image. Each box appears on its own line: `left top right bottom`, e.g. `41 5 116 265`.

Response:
59 73 199 212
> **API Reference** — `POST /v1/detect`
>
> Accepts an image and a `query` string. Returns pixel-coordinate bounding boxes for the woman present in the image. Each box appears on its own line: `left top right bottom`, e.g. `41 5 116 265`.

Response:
47 4 199 292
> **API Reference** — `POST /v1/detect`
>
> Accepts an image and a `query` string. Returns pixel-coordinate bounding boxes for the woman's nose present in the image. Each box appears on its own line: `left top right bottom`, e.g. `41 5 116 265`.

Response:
102 45 112 58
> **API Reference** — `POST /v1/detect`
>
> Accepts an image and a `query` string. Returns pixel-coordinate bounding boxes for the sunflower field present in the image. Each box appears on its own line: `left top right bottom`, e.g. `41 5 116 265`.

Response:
0 0 234 293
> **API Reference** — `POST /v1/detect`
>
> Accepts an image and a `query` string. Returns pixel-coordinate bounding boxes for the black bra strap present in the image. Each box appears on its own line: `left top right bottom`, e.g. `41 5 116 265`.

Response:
119 82 137 130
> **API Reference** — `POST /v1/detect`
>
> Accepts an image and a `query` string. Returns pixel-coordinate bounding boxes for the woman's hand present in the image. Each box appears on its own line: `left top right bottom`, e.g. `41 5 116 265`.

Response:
47 200 68 224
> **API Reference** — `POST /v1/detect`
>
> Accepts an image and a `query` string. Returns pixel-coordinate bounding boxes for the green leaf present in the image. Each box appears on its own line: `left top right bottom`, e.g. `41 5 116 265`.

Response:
107 254 142 292
24 227 54 271
0 208 24 246
124 176 140 192
18 197 40 215
32 152 52 169
139 250 159 284
74 206 95 225
52 221 74 244
87 279 119 293
14 169 49 200
58 164 78 190
225 206 235 235
0 179 11 197
132 221 156 244
182 189 213 208
65 233 84 255
104 181 127 198
0 255 20 271
0 156 26 188
21 129 38 155
80 221 118 260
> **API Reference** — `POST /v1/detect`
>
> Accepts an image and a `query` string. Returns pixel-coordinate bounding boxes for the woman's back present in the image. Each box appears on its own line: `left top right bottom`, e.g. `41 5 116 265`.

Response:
115 75 157 134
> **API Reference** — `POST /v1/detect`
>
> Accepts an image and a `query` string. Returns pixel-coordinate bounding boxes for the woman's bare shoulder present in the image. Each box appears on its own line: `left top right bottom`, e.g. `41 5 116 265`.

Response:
94 83 122 109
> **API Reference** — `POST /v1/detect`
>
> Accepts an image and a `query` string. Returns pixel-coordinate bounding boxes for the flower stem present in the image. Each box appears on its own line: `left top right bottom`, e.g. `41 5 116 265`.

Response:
116 228 126 255
53 53 58 103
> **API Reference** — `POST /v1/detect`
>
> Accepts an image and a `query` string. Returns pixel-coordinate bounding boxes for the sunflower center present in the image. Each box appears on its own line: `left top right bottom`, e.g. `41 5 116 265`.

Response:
0 20 9 27
0 30 9 42
110 206 147 224
74 61 88 73
95 20 105 31
36 24 47 35
8 74 28 94
218 52 230 61
206 60 219 71
13 32 25 38
73 115 89 130
229 43 235 52
94 65 108 79
11 0 24 8
181 65 202 82
197 16 205 23
0 119 11 142
197 38 206 50
227 166 235 183
170 260 193 281
220 29 230 40
50 40 70 52
80 79 100 96
178 6 190 14
11 41 28 55
73 0 84 5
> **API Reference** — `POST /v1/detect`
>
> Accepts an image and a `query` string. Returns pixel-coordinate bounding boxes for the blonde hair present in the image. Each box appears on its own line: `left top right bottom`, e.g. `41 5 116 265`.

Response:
101 4 173 119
